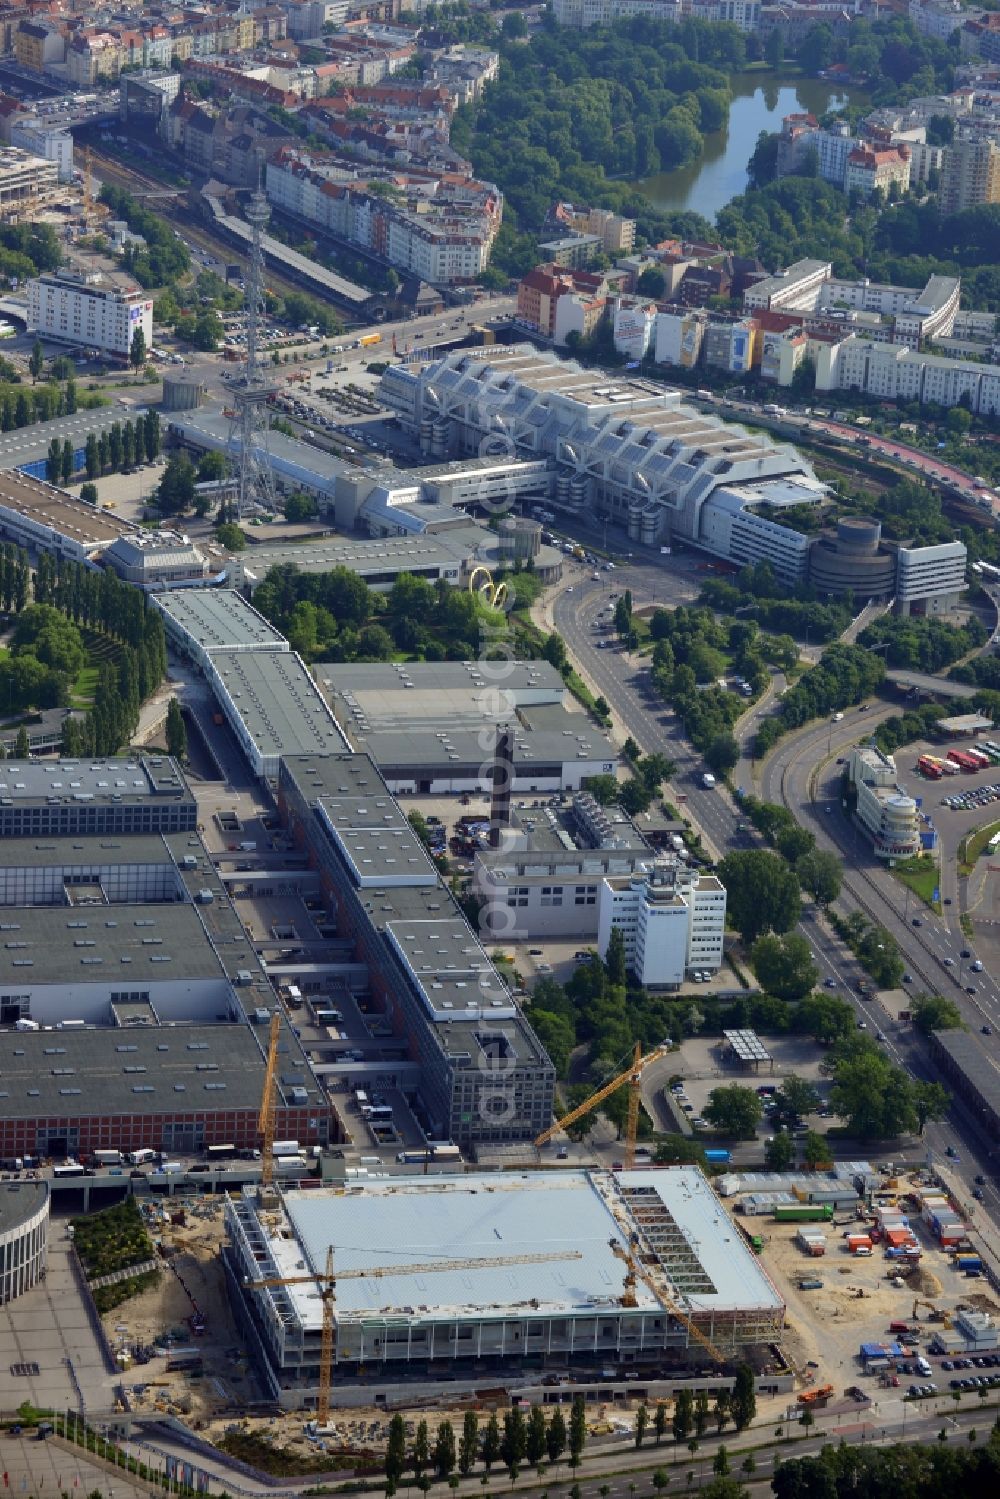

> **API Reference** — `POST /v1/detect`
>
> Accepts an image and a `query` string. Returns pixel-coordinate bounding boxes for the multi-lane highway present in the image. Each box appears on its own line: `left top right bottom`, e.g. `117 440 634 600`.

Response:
547 561 999 1236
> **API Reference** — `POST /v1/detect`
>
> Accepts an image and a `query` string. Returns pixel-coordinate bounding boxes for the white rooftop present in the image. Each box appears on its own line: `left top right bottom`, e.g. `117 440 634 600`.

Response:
263 1169 783 1329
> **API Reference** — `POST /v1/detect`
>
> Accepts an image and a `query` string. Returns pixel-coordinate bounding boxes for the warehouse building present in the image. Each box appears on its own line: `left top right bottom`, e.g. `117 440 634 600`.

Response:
0 756 196 839
226 1168 786 1404
153 588 289 673
204 649 350 780
278 752 555 1147
379 346 826 560
316 661 616 793
0 470 138 563
0 1181 49 1304
0 826 331 1159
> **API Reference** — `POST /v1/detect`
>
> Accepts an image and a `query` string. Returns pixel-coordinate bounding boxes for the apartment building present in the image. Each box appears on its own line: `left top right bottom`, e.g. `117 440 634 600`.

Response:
908 0 978 39
844 143 911 197
28 272 153 362
745 261 960 348
596 870 727 987
552 0 682 25
940 135 1000 214
814 333 1000 416
265 148 501 284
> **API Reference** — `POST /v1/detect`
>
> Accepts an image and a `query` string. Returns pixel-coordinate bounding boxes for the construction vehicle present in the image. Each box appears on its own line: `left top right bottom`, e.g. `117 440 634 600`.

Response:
912 1297 949 1323
608 1235 726 1365
246 1246 584 1424
258 1010 281 1190
535 1041 670 1169
797 1384 834 1405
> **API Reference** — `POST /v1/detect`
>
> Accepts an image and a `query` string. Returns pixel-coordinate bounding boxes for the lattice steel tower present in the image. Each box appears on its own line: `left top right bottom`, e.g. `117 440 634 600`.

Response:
227 178 277 520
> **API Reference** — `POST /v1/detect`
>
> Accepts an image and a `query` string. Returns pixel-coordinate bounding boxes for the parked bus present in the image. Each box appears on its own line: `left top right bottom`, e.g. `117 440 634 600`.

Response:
917 757 942 780
53 1161 85 1178
207 1144 235 1160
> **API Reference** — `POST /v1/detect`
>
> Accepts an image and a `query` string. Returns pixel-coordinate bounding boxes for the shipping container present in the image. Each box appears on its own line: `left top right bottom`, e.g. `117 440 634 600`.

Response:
272 1140 301 1157
957 1256 983 1271
93 1149 122 1166
704 1149 731 1163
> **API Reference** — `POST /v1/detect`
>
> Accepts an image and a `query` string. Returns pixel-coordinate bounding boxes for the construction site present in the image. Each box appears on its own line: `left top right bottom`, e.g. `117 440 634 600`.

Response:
223 1168 786 1412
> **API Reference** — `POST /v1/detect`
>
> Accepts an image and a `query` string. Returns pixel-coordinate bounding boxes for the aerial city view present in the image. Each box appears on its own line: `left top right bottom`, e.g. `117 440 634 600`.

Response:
0 0 999 1496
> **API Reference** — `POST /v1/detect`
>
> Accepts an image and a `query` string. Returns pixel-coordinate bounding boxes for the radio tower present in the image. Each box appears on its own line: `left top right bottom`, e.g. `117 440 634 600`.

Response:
227 175 277 520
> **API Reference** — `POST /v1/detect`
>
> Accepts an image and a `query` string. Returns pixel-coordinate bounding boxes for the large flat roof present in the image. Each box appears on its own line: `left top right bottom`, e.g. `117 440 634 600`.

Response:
0 755 192 808
0 832 175 871
0 1180 47 1235
0 903 225 986
264 1168 783 1328
235 524 492 582
0 406 140 476
274 1172 659 1325
0 1022 275 1118
207 650 350 761
0 470 136 547
316 660 564 733
315 792 439 889
152 588 289 654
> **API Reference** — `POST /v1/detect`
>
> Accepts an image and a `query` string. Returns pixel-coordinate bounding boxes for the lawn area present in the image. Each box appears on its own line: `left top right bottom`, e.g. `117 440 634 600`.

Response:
892 856 941 912
70 663 99 708
958 818 1000 875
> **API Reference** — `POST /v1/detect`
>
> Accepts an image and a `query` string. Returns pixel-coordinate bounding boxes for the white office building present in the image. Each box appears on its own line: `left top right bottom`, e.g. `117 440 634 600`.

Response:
896 540 967 616
597 870 726 987
10 122 73 182
847 745 921 862
27 271 153 361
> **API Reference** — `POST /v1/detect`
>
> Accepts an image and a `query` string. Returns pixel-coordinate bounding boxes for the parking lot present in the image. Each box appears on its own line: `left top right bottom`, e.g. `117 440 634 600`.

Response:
661 1034 837 1142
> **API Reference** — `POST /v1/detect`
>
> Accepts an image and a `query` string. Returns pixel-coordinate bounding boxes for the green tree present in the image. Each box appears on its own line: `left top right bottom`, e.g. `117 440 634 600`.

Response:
801 1129 830 1169
704 1084 763 1139
14 725 29 758
765 27 784 65
482 1414 501 1473
654 1403 668 1446
713 1392 730 1435
61 439 74 486
65 378 77 414
526 1405 547 1466
637 267 667 298
80 482 98 506
155 452 196 515
750 933 818 1001
606 926 627 987
694 1392 710 1439
29 339 43 382
546 1409 567 1465
85 432 99 481
165 697 187 761
795 847 842 906
704 732 740 776
500 1409 527 1472
284 492 318 522
712 1446 730 1478
459 1411 479 1476
45 437 61 485
730 1364 756 1431
386 1414 406 1488
911 994 964 1034
635 1404 648 1448
716 850 801 943
569 1396 587 1465
765 1129 795 1169
673 1389 694 1444
129 324 146 372
435 1421 457 1480
773 1073 820 1126
215 522 246 551
413 1420 431 1480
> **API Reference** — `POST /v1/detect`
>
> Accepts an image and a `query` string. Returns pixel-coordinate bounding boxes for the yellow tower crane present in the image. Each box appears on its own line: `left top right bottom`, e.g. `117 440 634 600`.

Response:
246 1247 584 1425
534 1041 670 1169
258 1010 281 1189
608 1237 726 1365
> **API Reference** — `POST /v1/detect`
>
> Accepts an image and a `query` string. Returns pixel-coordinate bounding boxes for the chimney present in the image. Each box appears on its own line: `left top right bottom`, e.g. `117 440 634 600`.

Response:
489 725 515 848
